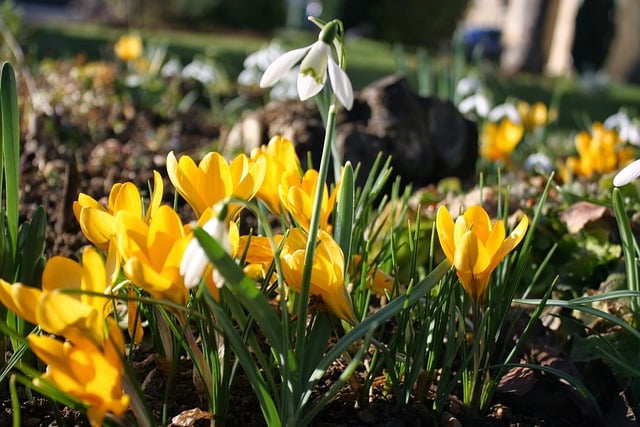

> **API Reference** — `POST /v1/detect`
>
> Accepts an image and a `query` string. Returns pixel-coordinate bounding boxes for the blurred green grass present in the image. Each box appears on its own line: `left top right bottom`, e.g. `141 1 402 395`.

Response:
24 22 640 130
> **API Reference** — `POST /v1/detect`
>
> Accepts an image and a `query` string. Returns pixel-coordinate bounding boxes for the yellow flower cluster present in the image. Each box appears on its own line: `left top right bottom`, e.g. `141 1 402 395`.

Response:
517 100 550 133
480 119 524 163
480 101 551 164
0 248 129 426
563 122 635 180
0 135 397 424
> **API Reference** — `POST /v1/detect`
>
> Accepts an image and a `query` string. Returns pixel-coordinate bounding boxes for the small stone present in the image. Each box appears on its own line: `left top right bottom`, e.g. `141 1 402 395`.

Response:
439 411 462 427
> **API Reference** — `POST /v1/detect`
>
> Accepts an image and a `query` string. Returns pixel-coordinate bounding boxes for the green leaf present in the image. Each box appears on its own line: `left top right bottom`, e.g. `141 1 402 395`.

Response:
18 205 47 286
0 62 20 265
307 261 450 392
334 161 354 264
204 290 281 426
192 226 283 356
612 187 640 314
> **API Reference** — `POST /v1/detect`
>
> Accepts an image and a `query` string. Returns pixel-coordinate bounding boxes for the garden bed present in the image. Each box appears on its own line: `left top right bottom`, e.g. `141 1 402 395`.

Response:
0 19 639 426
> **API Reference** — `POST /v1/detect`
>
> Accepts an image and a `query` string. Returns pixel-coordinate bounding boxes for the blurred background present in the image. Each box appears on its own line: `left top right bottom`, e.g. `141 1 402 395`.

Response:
11 0 640 84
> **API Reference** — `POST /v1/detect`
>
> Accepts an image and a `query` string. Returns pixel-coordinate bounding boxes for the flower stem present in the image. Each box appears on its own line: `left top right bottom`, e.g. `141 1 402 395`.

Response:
295 99 338 383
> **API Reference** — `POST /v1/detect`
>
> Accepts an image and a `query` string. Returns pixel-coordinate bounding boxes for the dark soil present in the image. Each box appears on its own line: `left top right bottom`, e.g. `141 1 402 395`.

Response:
2 61 638 426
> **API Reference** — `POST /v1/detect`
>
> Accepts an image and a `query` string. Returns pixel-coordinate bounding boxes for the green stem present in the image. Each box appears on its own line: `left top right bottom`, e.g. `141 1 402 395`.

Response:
469 300 481 417
295 100 338 400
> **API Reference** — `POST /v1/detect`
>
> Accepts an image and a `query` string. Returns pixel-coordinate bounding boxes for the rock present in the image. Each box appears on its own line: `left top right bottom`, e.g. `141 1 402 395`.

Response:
223 74 478 193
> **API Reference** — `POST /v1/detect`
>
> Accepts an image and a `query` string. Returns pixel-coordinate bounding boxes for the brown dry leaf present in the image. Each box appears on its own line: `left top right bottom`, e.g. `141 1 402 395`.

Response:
559 201 608 233
169 408 214 427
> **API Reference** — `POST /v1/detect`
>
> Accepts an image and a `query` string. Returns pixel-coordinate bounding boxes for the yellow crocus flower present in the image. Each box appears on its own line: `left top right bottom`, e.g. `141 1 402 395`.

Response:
280 169 340 231
564 122 634 180
73 171 163 251
29 319 130 427
116 204 191 306
251 135 302 215
280 228 356 324
480 118 524 163
0 247 113 345
517 100 549 132
436 205 528 305
167 151 266 219
114 33 142 62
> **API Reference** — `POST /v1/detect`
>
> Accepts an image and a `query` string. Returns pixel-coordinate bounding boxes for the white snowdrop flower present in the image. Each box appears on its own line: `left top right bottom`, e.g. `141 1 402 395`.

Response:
524 153 553 175
604 111 640 146
161 58 182 78
237 68 261 87
180 215 230 289
183 59 219 84
613 158 640 187
488 103 521 124
259 19 353 110
239 43 300 101
458 93 491 118
456 76 483 99
268 70 299 100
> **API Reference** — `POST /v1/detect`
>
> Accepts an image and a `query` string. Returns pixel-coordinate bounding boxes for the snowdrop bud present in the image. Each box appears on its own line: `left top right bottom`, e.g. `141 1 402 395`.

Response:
319 20 339 44
613 158 640 187
180 215 229 289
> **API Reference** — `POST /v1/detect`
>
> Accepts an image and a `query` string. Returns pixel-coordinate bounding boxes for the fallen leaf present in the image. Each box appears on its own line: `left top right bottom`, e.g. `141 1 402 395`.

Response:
170 408 214 427
559 201 608 233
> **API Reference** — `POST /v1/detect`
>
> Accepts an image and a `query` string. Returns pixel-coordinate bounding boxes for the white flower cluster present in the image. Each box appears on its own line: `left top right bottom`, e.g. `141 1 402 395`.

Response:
238 43 299 101
161 57 223 85
604 110 640 146
607 110 640 187
456 76 491 118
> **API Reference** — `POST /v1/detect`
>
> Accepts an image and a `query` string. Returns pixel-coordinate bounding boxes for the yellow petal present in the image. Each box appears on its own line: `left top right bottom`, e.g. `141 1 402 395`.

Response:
78 208 116 250
73 194 103 223
110 182 142 218
144 170 164 223
147 205 184 268
81 246 108 300
0 280 40 325
167 152 207 217
436 205 456 265
200 152 233 210
454 231 491 302
234 156 266 216
463 205 493 243
484 219 506 257
36 291 104 342
42 256 84 292
490 214 529 273
123 258 175 294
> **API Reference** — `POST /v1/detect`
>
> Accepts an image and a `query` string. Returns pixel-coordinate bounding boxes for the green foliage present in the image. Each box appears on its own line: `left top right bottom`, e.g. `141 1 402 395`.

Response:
0 0 22 39
369 0 471 48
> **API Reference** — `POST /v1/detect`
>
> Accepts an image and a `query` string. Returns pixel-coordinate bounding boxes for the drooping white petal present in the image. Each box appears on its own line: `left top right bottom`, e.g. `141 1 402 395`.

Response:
180 217 230 288
180 236 209 288
488 103 521 124
458 93 490 117
613 158 640 187
327 56 354 110
297 72 325 100
296 42 329 101
456 76 482 98
624 125 640 146
260 46 310 88
299 41 330 80
604 111 629 130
